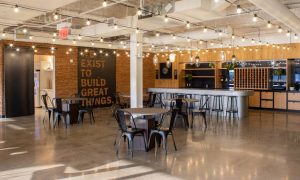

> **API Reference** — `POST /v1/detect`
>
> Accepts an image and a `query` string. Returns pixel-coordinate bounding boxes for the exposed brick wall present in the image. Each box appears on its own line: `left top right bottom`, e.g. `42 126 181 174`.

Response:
116 50 155 94
0 41 155 116
54 46 78 98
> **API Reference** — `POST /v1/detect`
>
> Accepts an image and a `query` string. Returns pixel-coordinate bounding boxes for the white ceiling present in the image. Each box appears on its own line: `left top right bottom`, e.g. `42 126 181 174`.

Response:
1 0 300 50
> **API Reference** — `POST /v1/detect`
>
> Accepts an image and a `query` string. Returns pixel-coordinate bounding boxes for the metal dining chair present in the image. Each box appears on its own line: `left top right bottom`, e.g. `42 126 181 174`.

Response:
114 109 147 158
191 96 210 129
148 109 178 156
40 94 56 126
170 99 189 129
53 98 70 128
78 97 96 124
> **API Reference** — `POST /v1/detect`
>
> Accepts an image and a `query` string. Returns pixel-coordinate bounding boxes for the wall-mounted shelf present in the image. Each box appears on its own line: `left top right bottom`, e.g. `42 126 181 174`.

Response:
184 68 215 71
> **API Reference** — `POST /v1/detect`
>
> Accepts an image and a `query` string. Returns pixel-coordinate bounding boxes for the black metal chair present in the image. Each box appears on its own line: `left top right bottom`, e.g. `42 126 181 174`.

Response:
40 94 56 125
78 97 96 124
53 98 70 128
171 99 189 129
191 96 210 128
148 109 178 156
114 110 147 158
144 92 157 107
111 92 128 116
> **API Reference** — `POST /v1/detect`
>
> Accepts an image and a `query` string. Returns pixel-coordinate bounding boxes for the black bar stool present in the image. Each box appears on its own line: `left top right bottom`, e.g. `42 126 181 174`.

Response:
200 95 211 117
211 95 224 120
226 96 239 120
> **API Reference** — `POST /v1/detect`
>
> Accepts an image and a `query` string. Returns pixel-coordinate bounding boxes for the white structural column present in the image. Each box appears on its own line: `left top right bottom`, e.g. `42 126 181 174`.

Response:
130 32 143 108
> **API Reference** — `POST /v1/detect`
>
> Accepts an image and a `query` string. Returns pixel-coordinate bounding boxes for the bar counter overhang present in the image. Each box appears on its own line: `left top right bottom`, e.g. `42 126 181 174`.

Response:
148 88 254 118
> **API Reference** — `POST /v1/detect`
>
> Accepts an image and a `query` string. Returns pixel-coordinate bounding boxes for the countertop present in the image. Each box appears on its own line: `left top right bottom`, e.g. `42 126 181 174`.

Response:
148 88 254 96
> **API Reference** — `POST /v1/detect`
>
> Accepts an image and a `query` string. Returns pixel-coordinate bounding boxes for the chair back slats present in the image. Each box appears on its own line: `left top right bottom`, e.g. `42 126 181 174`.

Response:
41 95 49 109
169 109 178 132
115 110 129 132
200 97 210 110
146 92 157 107
53 98 63 113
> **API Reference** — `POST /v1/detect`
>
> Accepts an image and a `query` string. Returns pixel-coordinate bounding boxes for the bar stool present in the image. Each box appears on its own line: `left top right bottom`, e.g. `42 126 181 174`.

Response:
226 96 239 120
211 95 224 120
200 95 211 117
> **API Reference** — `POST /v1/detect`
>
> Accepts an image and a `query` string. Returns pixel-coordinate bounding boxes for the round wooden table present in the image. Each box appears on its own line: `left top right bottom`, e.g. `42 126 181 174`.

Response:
122 107 169 116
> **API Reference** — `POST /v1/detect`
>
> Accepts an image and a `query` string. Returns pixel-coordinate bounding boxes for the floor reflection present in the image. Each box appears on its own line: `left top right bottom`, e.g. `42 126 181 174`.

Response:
0 109 299 179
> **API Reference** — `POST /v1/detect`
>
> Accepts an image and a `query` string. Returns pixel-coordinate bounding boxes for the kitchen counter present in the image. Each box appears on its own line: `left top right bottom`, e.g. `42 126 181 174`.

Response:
148 88 254 118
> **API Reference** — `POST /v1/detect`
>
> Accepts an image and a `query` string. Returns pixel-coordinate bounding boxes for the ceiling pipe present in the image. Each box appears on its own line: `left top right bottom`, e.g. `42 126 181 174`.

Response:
248 0 300 33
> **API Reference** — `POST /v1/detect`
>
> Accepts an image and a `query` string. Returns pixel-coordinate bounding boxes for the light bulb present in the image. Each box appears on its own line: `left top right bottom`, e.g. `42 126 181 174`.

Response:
187 37 191 42
114 24 118 29
32 45 35 49
72 40 76 44
214 0 219 2
164 15 168 22
156 32 160 37
251 39 255 44
14 5 19 13
278 26 282 33
286 31 291 37
242 37 245 42
29 36 33 40
267 21 272 28
100 37 103 42
137 9 142 16
86 19 91 26
9 43 13 47
52 38 56 42
53 13 59 20
103 0 107 7
236 5 242 14
186 21 190 28
232 34 235 39
252 14 258 22
295 34 298 40
135 28 139 33
108 43 112 47
77 35 82 40
2 33 6 37
91 42 95 46
22 28 27 33
203 26 208 32
53 33 57 37
172 34 176 40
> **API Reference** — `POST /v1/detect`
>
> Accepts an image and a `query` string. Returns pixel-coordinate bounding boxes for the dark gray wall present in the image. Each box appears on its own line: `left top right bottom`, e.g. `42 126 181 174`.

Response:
5 46 34 117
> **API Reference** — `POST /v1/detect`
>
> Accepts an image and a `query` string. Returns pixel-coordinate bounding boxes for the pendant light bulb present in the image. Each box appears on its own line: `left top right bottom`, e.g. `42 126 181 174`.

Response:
137 8 142 16
278 26 282 33
186 21 190 28
203 26 208 32
86 19 91 26
267 21 272 28
252 14 258 22
14 5 19 13
164 15 169 22
236 5 242 14
102 0 107 7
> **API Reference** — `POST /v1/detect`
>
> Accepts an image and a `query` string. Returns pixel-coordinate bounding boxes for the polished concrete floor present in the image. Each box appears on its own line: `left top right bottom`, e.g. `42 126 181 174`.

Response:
0 108 300 180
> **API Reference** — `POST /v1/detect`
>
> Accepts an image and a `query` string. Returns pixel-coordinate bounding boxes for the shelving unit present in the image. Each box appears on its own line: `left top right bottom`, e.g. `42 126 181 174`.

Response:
181 62 219 89
234 68 271 90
